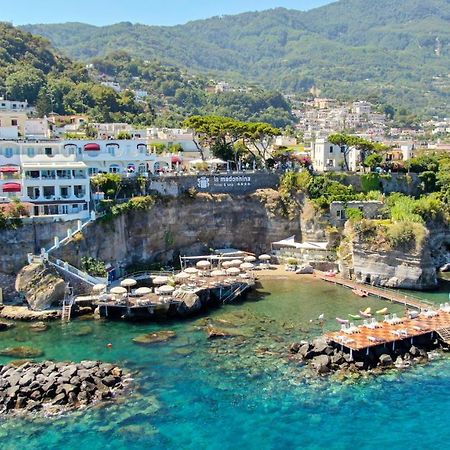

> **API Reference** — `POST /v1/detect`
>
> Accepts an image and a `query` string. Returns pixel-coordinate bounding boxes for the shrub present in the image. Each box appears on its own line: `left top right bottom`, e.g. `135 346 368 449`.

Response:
386 222 427 253
81 257 107 277
361 173 382 193
345 207 364 221
287 258 298 266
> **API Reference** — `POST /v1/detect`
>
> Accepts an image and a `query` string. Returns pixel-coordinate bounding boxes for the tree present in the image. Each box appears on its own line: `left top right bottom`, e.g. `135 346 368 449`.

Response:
328 133 352 171
364 153 383 171
5 66 46 103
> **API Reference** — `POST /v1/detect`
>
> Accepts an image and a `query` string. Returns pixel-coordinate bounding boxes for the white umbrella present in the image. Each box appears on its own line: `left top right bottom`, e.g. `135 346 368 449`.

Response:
206 158 226 165
240 262 255 270
153 276 169 285
259 254 271 261
230 259 243 267
240 273 251 279
184 267 199 274
135 287 152 296
196 260 211 269
244 256 257 263
211 269 227 277
121 278 137 288
174 272 190 280
158 285 175 295
221 261 233 269
110 286 127 295
226 267 241 275
92 283 106 293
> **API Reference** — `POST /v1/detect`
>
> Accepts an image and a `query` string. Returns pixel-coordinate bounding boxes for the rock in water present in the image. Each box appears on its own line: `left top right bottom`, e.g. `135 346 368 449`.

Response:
0 346 44 358
15 262 66 311
379 354 393 367
0 322 14 331
29 322 49 332
132 330 176 345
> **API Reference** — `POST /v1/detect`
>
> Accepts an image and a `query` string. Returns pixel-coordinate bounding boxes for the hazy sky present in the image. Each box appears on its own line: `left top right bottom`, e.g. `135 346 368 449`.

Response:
5 0 333 26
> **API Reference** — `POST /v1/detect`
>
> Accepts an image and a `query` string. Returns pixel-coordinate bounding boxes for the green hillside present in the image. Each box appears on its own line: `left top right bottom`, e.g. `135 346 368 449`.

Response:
22 0 450 116
0 23 293 127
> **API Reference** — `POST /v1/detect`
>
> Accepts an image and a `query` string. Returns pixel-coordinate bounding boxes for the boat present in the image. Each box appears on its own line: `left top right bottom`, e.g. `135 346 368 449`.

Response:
376 307 388 315
359 308 372 318
352 289 368 297
336 317 350 324
348 314 361 320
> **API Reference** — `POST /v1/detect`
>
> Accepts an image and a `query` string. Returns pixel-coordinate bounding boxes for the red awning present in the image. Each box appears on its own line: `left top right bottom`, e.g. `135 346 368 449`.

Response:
0 166 19 173
84 143 101 151
171 156 182 164
2 182 21 193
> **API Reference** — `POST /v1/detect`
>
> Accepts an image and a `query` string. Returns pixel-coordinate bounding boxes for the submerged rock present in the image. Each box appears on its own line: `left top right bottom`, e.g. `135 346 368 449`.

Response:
132 330 176 345
0 346 44 358
29 322 49 332
0 321 14 331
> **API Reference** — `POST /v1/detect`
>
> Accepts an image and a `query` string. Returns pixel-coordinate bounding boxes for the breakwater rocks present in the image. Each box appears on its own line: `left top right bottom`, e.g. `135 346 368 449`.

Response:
289 337 443 379
0 361 132 417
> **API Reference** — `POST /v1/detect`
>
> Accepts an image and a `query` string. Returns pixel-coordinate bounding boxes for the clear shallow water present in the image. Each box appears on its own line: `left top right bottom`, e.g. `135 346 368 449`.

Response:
1 276 450 450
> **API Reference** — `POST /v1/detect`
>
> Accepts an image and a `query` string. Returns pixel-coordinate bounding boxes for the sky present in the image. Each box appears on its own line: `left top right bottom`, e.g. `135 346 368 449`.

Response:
4 0 333 26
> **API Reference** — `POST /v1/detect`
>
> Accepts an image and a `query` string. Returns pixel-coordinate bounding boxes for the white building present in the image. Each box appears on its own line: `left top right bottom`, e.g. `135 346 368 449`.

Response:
25 118 52 139
0 139 175 220
311 138 359 172
0 98 30 112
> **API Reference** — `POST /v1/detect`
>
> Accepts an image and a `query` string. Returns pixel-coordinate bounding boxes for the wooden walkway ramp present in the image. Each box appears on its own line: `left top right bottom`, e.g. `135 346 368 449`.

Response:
436 327 450 344
315 272 432 311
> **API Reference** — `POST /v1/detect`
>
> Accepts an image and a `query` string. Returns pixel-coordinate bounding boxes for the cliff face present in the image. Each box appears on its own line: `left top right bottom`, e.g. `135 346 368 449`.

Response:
340 221 450 290
53 190 302 270
0 219 80 275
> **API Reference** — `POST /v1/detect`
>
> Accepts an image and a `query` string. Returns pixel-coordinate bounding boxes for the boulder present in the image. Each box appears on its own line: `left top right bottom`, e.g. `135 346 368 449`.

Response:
15 262 66 311
0 322 14 332
379 354 393 367
289 343 300 354
311 354 330 373
0 346 44 358
29 322 49 332
409 346 420 357
132 330 176 345
296 264 314 275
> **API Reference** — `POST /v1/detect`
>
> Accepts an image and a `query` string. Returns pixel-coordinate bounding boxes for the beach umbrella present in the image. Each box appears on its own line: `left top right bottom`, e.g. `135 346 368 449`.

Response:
110 286 127 295
221 261 233 269
230 259 243 267
240 262 255 270
152 276 169 285
135 287 152 296
92 283 106 293
211 269 227 277
240 273 251 279
244 256 257 263
174 272 190 280
226 267 241 275
120 278 137 288
259 254 271 261
158 285 175 295
196 260 211 269
184 267 199 274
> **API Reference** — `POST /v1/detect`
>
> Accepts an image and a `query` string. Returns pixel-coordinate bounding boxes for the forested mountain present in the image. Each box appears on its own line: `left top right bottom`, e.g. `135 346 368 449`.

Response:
0 23 294 127
23 0 450 116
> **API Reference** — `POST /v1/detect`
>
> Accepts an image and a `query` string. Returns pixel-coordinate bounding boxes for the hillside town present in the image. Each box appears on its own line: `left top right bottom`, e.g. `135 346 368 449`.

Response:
0 94 449 222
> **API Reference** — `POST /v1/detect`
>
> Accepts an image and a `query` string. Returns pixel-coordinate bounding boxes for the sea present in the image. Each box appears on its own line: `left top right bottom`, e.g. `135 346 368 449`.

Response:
1 274 450 450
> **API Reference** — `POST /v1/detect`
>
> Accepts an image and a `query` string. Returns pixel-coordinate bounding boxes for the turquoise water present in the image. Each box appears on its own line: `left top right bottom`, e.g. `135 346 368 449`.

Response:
1 276 450 450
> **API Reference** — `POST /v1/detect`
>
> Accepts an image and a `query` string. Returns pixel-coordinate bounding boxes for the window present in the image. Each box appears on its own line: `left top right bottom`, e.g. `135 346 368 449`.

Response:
4 148 13 158
45 147 53 156
60 187 69 199
329 146 333 153
88 168 99 176
109 164 120 173
43 186 55 199
27 147 35 157
336 210 342 218
340 146 345 153
11 119 18 126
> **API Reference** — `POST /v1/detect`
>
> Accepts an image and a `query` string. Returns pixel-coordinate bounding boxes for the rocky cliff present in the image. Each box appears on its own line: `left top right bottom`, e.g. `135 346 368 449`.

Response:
53 190 302 270
339 221 450 290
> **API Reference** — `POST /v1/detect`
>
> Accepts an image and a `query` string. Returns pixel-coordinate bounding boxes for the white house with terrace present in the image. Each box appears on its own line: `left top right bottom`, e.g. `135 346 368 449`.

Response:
0 139 174 220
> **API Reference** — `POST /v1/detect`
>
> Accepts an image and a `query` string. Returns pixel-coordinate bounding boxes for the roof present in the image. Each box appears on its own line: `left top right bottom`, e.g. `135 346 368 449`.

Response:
22 162 87 170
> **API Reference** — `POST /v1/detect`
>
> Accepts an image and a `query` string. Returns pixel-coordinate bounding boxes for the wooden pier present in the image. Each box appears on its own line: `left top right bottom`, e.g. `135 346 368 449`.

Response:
315 272 431 310
326 310 450 352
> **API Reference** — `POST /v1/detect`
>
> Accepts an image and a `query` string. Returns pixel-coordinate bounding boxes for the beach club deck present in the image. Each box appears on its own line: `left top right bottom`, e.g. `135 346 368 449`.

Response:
326 310 450 353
